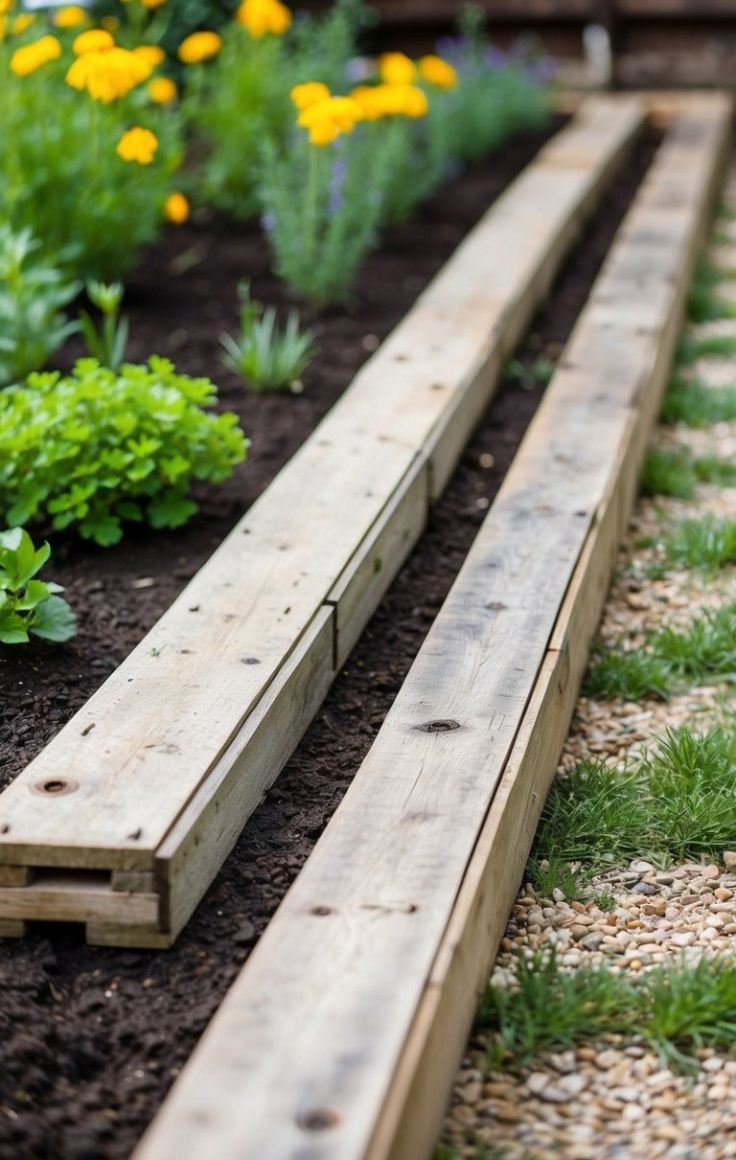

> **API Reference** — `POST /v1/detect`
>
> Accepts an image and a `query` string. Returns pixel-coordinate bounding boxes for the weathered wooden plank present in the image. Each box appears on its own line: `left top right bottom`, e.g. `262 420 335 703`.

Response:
0 874 159 926
132 97 731 1160
0 97 643 881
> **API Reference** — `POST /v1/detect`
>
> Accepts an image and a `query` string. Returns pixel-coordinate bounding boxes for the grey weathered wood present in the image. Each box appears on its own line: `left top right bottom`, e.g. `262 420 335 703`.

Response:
0 99 644 945
131 96 731 1160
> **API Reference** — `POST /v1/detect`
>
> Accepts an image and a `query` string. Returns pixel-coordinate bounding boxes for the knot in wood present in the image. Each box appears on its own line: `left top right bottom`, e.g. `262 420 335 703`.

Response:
32 778 78 797
297 1107 341 1132
415 719 460 734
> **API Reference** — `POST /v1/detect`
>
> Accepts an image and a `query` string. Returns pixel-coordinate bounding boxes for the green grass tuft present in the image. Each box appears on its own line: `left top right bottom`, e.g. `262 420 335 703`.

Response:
688 262 736 324
480 951 736 1074
677 331 736 365
664 515 736 572
641 448 736 499
584 648 673 701
661 376 736 428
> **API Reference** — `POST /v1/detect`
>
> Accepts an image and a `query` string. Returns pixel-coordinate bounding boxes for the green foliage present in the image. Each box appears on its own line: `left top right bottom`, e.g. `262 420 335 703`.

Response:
586 603 736 701
687 263 736 323
260 126 402 305
0 29 183 279
661 375 736 427
505 354 555 390
190 0 366 218
0 527 76 645
664 514 736 572
480 950 736 1074
677 331 736 365
0 226 79 387
78 280 129 372
220 281 315 391
641 447 736 499
0 357 247 546
531 725 736 888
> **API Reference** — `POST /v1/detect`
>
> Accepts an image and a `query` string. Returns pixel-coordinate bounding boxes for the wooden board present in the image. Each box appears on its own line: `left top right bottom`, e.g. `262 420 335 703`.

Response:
131 96 732 1159
0 98 644 944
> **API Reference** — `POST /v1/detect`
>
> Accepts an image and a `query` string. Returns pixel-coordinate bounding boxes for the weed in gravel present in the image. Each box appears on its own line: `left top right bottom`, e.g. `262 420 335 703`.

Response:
694 454 736 488
584 647 674 701
532 726 736 885
677 331 736 365
641 448 736 499
480 951 736 1074
661 375 736 427
664 514 736 572
479 951 639 1066
688 263 736 323
652 604 736 684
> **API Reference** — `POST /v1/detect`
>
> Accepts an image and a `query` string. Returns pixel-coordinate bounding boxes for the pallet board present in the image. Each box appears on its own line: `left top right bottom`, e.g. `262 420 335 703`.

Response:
0 97 643 947
131 95 732 1159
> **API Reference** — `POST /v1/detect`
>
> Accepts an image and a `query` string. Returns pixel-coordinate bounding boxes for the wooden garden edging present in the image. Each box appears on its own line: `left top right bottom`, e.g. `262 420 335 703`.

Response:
0 97 643 948
131 94 733 1159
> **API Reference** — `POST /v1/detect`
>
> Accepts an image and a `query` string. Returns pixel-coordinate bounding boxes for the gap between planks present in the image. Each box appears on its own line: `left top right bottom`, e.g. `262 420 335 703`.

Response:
0 96 645 947
130 93 733 1159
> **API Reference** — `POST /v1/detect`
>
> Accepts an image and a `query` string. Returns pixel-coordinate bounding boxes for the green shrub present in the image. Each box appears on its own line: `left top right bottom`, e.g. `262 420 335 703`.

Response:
0 527 76 645
0 226 80 387
0 357 248 546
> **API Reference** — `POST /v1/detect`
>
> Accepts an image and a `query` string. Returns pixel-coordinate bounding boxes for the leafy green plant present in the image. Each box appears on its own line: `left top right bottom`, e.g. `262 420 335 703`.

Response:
677 331 736 365
78 280 129 372
664 514 736 572
688 261 736 323
0 357 248 546
0 527 76 645
220 281 315 391
0 226 79 387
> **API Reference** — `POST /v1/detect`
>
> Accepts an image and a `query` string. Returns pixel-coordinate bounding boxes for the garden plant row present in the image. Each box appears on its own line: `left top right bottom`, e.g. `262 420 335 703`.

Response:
131 91 733 1160
0 95 643 947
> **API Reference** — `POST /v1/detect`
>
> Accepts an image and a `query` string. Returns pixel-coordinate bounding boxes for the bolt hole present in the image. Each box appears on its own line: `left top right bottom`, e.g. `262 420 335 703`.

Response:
32 778 78 797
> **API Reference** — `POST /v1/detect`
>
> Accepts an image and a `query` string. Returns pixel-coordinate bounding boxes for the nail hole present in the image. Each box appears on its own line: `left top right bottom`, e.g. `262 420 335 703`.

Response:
298 1107 341 1132
310 905 334 917
33 778 78 797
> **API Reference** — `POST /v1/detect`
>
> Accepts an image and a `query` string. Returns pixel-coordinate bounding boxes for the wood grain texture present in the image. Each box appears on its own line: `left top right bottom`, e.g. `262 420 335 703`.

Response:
0 98 644 878
132 96 731 1160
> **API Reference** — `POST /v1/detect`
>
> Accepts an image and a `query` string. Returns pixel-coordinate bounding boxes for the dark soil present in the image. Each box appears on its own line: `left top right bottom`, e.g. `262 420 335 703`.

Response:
0 127 659 1160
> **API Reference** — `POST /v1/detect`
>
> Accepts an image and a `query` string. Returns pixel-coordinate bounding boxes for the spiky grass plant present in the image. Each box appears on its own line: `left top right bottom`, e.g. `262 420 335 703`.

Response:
661 376 736 428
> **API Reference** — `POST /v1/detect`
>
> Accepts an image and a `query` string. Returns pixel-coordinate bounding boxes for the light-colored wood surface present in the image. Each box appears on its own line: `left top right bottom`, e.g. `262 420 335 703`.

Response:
0 873 159 926
0 99 644 889
132 96 732 1160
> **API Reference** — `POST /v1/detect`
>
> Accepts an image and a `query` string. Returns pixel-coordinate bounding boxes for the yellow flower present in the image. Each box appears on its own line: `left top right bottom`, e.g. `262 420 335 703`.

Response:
67 46 152 102
165 192 190 224
418 54 458 89
11 13 34 33
148 75 177 103
0 0 13 15
236 0 291 38
378 52 415 85
141 0 168 7
350 82 428 121
177 30 221 63
290 81 330 111
10 34 62 76
53 5 88 28
73 28 115 55
297 95 363 147
133 43 165 67
116 126 159 165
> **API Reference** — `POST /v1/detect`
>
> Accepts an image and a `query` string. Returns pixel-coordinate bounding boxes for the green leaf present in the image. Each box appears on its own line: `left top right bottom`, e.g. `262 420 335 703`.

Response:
31 595 77 643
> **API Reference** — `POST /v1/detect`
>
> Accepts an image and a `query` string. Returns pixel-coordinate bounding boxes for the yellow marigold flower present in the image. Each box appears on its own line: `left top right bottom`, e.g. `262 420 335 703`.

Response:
290 81 330 111
73 28 115 55
418 54 458 89
148 75 177 103
165 192 190 224
66 46 152 102
0 0 12 15
378 52 415 85
53 5 88 28
177 30 221 64
116 126 159 165
141 0 168 7
10 34 62 76
12 13 35 33
298 95 362 147
350 84 387 121
351 82 428 121
133 43 165 67
237 0 291 38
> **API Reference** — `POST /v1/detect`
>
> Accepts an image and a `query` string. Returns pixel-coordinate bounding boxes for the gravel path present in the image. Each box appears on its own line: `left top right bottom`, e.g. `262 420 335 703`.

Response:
438 168 736 1160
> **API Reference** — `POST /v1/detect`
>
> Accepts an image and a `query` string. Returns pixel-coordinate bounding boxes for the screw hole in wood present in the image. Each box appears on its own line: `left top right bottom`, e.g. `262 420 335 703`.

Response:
33 778 78 797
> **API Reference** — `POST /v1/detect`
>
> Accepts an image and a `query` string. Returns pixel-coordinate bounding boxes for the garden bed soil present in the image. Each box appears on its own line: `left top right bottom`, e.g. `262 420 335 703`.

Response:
0 126 657 1160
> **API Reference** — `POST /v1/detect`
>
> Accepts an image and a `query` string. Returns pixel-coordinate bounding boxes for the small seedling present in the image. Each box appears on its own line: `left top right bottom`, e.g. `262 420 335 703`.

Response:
0 527 76 644
221 280 315 392
79 280 129 372
505 354 555 390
